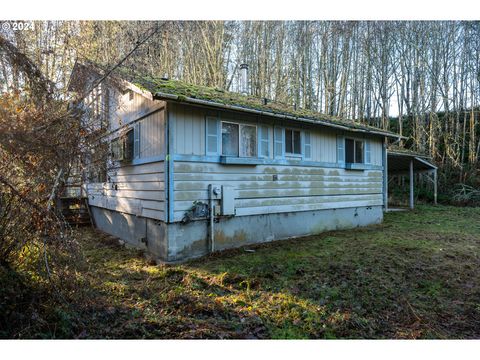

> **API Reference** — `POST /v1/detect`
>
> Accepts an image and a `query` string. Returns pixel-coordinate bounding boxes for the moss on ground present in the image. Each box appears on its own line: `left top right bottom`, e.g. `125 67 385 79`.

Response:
2 205 480 338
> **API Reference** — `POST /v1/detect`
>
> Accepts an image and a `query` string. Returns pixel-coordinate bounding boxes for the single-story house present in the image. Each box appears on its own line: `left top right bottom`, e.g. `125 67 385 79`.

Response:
68 61 436 263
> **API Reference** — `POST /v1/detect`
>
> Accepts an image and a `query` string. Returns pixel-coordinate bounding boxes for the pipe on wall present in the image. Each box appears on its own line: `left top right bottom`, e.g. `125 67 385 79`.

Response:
208 184 215 253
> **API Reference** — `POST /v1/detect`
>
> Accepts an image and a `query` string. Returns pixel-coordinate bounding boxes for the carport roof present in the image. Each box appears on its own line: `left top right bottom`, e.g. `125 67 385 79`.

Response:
387 149 437 174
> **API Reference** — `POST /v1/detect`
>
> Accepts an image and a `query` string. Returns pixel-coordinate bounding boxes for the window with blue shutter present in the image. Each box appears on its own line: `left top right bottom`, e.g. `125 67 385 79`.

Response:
206 117 219 155
303 131 311 160
259 125 269 158
365 140 371 164
274 126 284 158
337 135 345 164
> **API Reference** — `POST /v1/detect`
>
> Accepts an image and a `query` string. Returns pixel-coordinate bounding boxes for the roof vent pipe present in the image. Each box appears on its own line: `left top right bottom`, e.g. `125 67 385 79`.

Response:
239 64 249 95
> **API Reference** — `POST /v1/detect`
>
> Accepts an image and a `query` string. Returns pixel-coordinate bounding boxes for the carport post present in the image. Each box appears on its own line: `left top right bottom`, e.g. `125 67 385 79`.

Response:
433 169 438 205
383 138 388 212
409 159 414 210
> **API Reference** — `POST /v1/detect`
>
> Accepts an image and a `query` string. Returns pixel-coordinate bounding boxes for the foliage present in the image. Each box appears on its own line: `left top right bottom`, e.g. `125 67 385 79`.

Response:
451 184 480 206
0 35 90 324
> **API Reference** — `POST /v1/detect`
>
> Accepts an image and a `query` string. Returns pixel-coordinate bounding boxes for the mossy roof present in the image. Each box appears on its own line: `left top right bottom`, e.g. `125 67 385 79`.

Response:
72 60 400 138
387 145 431 158
106 66 399 138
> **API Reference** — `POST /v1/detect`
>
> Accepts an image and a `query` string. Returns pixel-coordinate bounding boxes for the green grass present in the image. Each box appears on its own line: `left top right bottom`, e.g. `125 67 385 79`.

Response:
3 205 480 339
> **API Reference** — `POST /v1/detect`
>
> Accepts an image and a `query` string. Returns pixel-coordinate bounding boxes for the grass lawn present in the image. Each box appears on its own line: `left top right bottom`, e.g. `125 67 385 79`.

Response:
12 205 480 339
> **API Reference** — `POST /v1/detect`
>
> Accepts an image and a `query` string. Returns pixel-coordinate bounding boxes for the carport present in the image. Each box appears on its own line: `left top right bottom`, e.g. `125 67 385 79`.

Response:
385 149 437 211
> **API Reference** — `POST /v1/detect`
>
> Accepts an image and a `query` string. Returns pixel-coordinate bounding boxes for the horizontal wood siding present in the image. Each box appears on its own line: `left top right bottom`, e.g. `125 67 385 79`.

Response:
87 161 165 220
173 162 383 222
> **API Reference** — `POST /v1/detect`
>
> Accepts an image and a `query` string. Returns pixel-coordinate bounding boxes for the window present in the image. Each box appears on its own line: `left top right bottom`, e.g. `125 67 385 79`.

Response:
87 144 107 183
111 137 124 161
221 122 257 157
285 129 301 155
222 122 239 156
345 138 364 164
111 129 134 162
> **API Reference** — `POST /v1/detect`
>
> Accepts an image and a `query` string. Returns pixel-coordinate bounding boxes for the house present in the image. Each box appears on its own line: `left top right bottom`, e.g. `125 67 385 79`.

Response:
69 61 434 263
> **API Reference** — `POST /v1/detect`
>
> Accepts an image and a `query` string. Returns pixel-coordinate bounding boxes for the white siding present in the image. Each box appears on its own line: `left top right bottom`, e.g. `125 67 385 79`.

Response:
88 161 166 221
173 162 383 221
169 103 385 222
84 84 167 221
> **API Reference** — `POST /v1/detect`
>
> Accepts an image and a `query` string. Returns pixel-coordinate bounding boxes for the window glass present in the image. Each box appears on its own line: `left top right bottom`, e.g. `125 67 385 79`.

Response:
222 122 239 156
240 124 257 157
345 138 364 164
345 138 355 163
285 129 301 155
285 129 293 153
293 131 301 154
355 140 364 163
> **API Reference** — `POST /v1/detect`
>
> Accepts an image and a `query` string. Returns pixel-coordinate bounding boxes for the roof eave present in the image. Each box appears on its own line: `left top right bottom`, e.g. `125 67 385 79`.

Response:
153 91 403 139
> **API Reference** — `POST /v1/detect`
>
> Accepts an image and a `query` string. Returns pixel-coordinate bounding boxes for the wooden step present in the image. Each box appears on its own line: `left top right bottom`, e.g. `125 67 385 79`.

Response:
58 195 93 227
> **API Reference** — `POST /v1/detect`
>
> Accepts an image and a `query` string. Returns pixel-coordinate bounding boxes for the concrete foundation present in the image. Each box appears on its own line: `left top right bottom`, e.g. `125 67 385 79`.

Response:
91 206 168 260
91 205 383 263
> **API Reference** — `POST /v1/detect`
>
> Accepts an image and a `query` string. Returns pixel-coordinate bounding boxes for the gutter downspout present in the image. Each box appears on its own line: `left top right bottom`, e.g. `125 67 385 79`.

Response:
208 184 215 253
383 136 388 212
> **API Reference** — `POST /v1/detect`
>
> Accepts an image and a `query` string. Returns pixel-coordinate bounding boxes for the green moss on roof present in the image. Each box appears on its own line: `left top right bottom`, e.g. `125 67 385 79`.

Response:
113 65 399 137
388 145 431 158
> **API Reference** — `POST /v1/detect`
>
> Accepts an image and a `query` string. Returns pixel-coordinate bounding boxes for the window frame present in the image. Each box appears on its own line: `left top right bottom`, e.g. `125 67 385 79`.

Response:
345 137 365 164
220 120 258 158
284 128 302 157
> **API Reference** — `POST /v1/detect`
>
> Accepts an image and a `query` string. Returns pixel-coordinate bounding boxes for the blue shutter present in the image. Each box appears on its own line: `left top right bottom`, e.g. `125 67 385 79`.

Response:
259 125 269 158
337 135 345 164
365 140 371 164
134 123 140 159
274 126 284 159
303 131 311 160
206 117 219 155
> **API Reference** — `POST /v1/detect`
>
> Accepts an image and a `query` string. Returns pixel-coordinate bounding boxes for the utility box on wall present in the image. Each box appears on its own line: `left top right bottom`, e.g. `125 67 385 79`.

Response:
221 186 235 216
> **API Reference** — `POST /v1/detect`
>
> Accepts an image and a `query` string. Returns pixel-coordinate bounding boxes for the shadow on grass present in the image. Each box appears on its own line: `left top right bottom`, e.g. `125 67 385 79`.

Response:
3 205 479 339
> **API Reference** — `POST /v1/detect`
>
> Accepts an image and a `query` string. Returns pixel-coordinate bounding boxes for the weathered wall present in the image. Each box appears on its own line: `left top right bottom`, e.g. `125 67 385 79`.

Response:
91 206 168 260
88 160 166 221
86 88 167 221
173 162 383 221
91 203 382 263
169 102 383 165
166 205 383 262
169 102 384 222
109 87 164 131
137 110 165 158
